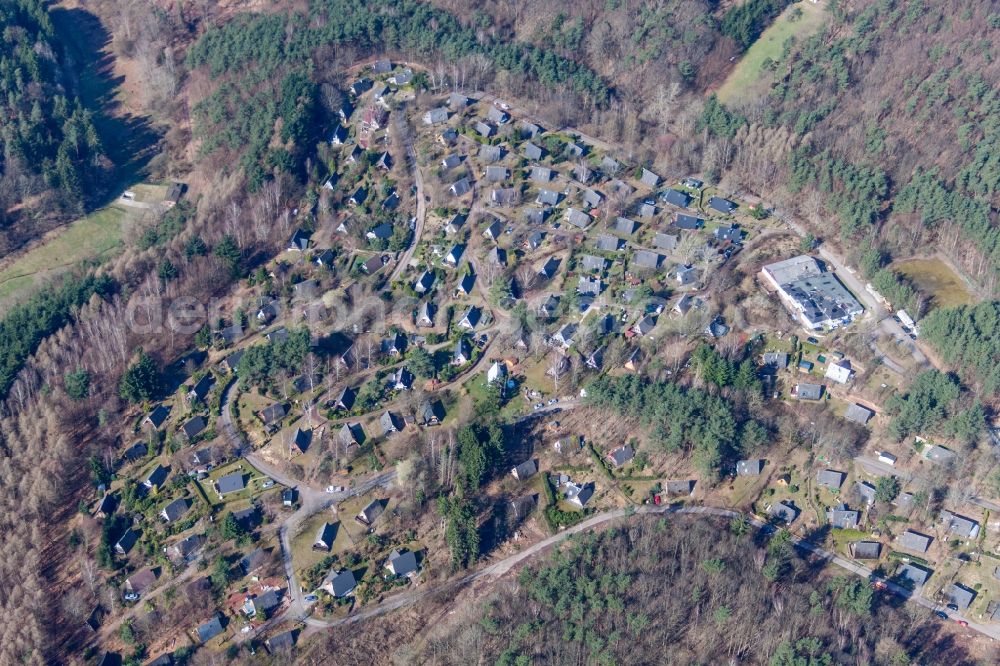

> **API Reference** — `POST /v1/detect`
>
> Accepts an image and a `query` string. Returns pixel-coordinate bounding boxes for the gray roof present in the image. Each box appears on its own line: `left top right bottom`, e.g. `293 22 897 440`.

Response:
324 568 357 597
940 510 980 538
769 501 799 524
925 445 956 462
484 218 504 239
898 530 932 553
614 217 638 235
896 563 932 586
386 549 419 576
424 107 448 124
339 423 362 446
709 196 736 213
581 254 607 272
525 208 549 225
565 482 594 507
196 615 224 643
607 444 635 467
536 189 561 206
145 405 170 429
565 208 591 229
459 305 481 328
855 481 877 505
145 465 169 488
450 177 472 196
512 459 537 480
827 506 860 529
762 352 788 369
637 202 656 218
161 498 189 522
850 541 881 559
314 522 336 550
524 142 543 161
640 168 660 187
473 121 492 137
796 383 824 400
947 583 977 610
480 145 503 163
632 250 662 269
736 459 764 476
762 256 864 328
267 629 296 652
358 499 386 525
665 480 695 495
816 469 846 490
674 213 704 229
582 189 603 207
380 410 400 434
487 106 509 124
845 403 874 424
577 276 603 296
661 189 691 208
596 234 622 252
441 154 461 170
259 402 287 424
414 270 434 293
653 233 678 251
217 472 246 495
181 416 207 440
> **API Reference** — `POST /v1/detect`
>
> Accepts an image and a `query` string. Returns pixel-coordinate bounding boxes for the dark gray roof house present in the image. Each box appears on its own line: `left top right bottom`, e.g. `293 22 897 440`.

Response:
357 499 386 526
520 121 542 137
586 345 606 370
577 276 603 296
115 528 140 555
525 208 549 226
313 522 337 551
924 445 957 462
450 177 472 196
240 548 267 575
637 202 657 219
946 583 977 610
458 305 482 329
339 423 363 447
439 127 458 145
267 629 296 653
511 459 538 481
380 410 401 435
661 189 691 208
709 196 737 214
816 469 846 490
196 615 224 643
323 568 357 598
423 107 449 125
714 224 742 243
769 501 800 524
349 186 368 207
565 482 595 508
445 243 465 266
632 250 663 270
188 374 215 402
168 534 204 562
386 549 419 577
827 503 860 529
674 265 698 285
896 563 932 586
291 428 312 454
665 480 696 496
483 218 504 241
633 315 657 337
457 271 476 295
488 246 507 267
144 465 169 490
607 444 635 467
762 352 789 369
180 415 206 441
674 213 704 230
420 400 444 425
850 541 882 559
125 567 158 594
287 228 312 251
898 529 932 553
601 155 621 174
448 92 468 108
473 121 493 137
367 222 393 240
553 322 578 347
329 124 347 145
940 510 980 538
259 402 287 425
389 366 414 391
333 386 356 411
487 106 509 124
796 383 824 400
855 481 877 506
538 256 560 279
596 234 623 252
536 188 561 206
145 405 170 430
217 472 246 495
736 459 764 476
564 141 585 157
160 498 189 523
614 217 638 235
413 270 435 294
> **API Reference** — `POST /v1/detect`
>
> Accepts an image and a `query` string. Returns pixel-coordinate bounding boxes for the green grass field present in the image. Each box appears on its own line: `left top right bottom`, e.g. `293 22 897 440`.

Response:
0 204 130 304
717 1 829 104
892 257 976 310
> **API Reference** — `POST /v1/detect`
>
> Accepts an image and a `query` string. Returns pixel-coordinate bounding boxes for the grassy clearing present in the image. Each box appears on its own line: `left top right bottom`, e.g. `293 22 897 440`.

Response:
0 204 131 304
891 257 976 310
717 1 829 104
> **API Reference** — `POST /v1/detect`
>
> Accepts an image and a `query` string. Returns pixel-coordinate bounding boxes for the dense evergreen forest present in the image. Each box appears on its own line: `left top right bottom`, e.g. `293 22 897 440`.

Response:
0 0 107 226
307 517 977 664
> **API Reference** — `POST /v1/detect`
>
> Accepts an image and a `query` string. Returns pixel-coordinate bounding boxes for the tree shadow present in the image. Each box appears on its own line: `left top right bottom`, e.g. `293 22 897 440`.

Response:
50 7 162 203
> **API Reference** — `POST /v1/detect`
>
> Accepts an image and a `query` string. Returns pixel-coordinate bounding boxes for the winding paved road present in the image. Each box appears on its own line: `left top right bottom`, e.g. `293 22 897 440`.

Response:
388 104 425 283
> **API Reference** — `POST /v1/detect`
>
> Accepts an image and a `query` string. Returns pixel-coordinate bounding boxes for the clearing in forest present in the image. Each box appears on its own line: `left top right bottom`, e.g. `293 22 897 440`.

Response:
0 204 135 305
716 1 829 104
891 257 977 311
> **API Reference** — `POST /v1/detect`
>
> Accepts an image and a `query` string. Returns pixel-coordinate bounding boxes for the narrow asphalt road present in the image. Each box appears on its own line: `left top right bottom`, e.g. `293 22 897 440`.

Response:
388 105 425 283
283 503 1000 641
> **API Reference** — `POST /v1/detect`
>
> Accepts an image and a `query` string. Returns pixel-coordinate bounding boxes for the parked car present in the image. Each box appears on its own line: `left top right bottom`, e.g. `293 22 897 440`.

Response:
807 337 819 344
946 604 959 611
934 611 948 619
956 620 968 627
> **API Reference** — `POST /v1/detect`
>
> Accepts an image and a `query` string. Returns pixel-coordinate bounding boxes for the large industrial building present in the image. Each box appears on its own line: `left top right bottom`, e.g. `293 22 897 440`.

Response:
761 255 864 330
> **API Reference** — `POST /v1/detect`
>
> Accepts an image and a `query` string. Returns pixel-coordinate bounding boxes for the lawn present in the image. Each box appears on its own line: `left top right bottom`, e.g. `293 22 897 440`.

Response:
0 204 131 304
716 1 829 104
291 513 354 577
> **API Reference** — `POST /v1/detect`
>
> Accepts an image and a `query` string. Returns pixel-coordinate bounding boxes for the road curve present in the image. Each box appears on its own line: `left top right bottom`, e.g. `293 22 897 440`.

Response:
289 503 1000 641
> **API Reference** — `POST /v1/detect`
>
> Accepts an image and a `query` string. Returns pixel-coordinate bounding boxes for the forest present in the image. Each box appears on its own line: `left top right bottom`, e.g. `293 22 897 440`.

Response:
303 516 977 664
584 372 767 478
0 0 108 248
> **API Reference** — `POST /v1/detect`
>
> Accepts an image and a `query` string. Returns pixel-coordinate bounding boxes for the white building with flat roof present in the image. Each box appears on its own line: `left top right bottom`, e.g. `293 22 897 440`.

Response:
761 255 863 330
